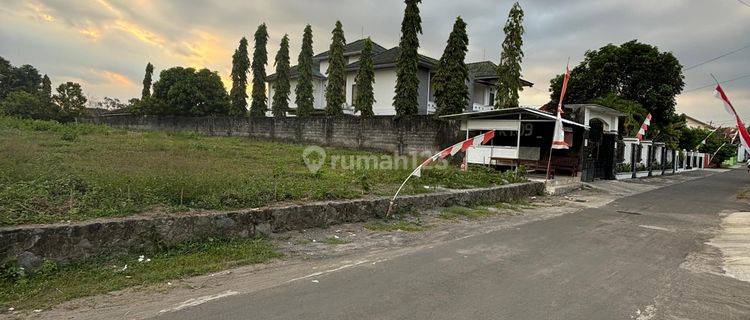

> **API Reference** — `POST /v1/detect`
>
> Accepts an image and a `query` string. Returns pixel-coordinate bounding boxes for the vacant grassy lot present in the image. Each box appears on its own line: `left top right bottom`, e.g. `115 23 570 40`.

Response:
0 117 523 226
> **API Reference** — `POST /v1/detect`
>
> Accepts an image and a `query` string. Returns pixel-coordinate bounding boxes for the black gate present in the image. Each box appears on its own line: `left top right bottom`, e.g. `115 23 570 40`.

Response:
581 126 617 182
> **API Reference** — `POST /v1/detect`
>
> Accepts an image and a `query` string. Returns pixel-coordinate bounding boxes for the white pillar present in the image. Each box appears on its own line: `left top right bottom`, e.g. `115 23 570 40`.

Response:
640 140 653 165
622 138 638 164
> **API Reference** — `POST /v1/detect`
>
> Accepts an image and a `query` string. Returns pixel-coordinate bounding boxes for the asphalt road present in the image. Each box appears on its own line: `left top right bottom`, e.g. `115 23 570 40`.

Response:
155 170 750 320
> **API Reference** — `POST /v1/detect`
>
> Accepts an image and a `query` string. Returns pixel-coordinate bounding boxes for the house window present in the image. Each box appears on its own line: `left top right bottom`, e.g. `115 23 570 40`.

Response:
488 90 495 106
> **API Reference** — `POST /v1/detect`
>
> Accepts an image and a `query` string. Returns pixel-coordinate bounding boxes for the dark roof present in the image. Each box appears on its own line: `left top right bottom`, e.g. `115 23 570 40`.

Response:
312 39 388 60
346 46 439 71
267 63 326 81
467 61 498 78
467 61 533 87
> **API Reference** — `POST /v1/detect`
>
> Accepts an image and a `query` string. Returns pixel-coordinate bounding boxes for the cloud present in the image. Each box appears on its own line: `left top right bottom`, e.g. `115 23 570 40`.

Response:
98 70 136 87
26 1 55 22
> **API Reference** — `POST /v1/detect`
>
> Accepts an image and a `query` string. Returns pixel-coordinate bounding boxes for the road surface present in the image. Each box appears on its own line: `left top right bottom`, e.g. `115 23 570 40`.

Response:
154 170 750 319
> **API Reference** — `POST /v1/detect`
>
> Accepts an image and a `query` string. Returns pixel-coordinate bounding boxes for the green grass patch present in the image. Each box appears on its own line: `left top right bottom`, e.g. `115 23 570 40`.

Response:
438 206 493 220
0 117 525 226
364 219 430 232
320 236 349 245
0 237 280 310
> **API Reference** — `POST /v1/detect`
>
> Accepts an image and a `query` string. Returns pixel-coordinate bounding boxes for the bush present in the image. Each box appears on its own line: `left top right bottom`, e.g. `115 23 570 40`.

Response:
0 91 58 121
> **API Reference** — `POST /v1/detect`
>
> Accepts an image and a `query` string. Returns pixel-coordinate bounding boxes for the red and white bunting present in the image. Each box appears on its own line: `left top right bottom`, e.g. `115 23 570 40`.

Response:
551 64 571 150
714 84 750 149
386 130 496 216
636 113 652 142
412 130 495 177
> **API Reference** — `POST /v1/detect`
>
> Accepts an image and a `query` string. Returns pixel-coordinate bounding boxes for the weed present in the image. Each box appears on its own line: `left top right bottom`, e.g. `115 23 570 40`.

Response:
438 206 492 220
320 236 349 245
0 237 280 310
364 219 430 232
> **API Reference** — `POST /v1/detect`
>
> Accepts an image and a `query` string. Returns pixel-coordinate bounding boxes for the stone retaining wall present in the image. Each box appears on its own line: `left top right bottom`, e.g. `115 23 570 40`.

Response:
89 115 463 155
1 182 543 269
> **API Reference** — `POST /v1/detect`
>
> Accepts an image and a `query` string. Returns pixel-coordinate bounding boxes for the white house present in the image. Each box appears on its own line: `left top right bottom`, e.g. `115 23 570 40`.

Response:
267 39 533 116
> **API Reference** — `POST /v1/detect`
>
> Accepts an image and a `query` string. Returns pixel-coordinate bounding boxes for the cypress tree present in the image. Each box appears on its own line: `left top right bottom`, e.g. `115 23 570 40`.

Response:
142 62 154 99
495 2 524 109
41 74 52 101
229 37 250 117
295 25 315 118
394 0 422 116
433 17 469 117
325 21 346 116
354 38 376 117
271 35 291 118
250 23 269 117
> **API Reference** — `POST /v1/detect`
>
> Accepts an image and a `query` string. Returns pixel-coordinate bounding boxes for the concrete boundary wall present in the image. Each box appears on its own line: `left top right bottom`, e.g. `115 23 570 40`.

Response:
1 182 544 269
89 115 463 155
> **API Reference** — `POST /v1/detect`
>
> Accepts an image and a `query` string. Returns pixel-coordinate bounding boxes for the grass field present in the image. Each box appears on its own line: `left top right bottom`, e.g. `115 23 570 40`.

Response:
0 117 524 226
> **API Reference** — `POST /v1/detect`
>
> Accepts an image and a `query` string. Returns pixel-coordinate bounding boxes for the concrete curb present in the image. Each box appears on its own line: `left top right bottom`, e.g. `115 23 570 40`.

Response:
1 182 544 269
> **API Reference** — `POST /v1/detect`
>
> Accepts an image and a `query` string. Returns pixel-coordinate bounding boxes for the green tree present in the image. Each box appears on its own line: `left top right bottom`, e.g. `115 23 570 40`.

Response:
295 25 315 118
229 37 250 117
433 16 469 117
678 127 734 165
394 0 422 116
325 21 347 116
0 57 11 99
0 91 57 120
142 62 154 99
41 74 52 102
354 38 376 117
495 2 524 109
53 82 87 120
0 58 43 100
150 67 230 116
271 35 291 118
548 40 685 146
592 94 649 137
250 23 269 117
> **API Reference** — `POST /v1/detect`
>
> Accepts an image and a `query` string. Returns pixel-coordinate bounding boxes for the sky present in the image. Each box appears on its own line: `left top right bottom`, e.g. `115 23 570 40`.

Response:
1 0 748 125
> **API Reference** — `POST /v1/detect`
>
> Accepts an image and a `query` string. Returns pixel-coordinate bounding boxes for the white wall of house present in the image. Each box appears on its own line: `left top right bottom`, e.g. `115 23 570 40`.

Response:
371 69 398 115
584 107 620 133
318 61 329 76
345 72 357 107
472 84 495 106
268 78 326 111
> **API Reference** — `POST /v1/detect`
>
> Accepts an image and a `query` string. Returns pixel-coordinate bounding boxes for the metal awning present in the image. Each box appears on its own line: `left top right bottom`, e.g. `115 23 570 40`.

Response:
440 107 589 129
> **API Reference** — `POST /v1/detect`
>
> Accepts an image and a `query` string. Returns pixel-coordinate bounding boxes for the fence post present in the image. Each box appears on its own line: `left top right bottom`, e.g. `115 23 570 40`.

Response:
631 144 638 179
647 145 653 177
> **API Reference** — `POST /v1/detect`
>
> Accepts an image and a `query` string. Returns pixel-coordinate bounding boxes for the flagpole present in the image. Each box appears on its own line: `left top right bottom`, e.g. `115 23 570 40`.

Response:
710 73 720 86
546 58 571 183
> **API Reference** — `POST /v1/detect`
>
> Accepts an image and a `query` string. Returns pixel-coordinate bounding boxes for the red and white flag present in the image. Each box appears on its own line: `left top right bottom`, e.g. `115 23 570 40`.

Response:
714 84 750 149
411 130 496 177
636 113 652 142
552 64 571 150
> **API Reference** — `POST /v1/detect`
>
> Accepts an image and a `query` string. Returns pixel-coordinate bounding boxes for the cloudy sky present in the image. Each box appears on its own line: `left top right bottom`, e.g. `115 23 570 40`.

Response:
1 0 748 124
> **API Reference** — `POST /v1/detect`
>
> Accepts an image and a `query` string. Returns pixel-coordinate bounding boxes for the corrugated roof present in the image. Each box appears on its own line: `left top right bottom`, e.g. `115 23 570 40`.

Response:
439 107 588 129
